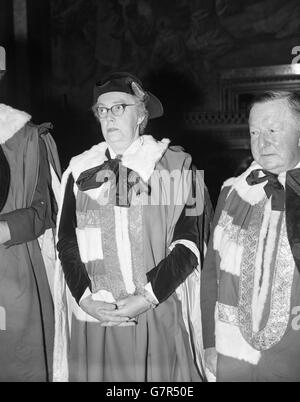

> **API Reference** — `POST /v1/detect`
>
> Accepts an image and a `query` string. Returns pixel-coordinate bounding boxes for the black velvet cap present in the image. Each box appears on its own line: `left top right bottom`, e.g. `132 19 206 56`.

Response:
93 72 163 119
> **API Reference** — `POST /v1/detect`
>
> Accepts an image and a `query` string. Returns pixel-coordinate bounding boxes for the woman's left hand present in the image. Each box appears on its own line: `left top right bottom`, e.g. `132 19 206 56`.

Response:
99 295 152 326
116 294 151 318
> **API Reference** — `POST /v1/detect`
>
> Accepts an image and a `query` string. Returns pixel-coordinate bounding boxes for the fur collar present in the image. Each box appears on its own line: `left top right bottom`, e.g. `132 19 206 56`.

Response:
0 104 31 144
223 161 287 205
70 135 170 182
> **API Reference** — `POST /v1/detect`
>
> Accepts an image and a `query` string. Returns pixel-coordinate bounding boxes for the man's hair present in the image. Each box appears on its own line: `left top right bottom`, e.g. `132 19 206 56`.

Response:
249 91 300 123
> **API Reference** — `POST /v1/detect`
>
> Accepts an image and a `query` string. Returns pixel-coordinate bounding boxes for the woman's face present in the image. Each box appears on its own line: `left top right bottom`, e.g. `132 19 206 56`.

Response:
96 91 143 154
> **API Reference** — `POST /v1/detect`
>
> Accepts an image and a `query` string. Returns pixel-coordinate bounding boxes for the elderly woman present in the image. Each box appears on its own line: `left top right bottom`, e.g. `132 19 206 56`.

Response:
54 72 212 382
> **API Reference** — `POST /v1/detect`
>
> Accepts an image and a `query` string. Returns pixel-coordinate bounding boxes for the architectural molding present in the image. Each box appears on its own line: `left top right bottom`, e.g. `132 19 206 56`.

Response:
220 64 300 112
184 64 300 149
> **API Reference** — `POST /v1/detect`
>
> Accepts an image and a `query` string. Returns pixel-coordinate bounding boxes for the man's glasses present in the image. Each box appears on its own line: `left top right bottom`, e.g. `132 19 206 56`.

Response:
96 103 136 119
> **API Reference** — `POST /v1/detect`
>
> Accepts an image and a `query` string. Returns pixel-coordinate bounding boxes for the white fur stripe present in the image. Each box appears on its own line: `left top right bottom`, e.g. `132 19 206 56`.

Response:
69 135 170 184
227 161 267 205
173 240 204 377
252 204 281 332
204 242 207 256
222 177 235 189
70 142 108 182
216 319 261 365
84 181 111 203
220 241 243 277
214 225 242 277
144 282 159 303
53 169 72 381
0 104 31 143
213 224 223 251
75 227 103 263
122 136 170 182
114 206 136 294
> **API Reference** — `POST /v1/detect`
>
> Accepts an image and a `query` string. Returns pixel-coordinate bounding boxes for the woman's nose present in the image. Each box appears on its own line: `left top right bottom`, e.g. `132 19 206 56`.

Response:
107 110 115 121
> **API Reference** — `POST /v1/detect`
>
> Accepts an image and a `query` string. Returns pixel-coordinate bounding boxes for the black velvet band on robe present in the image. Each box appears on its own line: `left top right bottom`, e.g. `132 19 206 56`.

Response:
146 244 198 303
0 146 10 213
57 175 91 304
146 201 199 303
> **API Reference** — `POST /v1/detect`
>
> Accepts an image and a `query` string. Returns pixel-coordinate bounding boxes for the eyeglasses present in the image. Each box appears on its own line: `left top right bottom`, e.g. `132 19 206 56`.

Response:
96 103 136 119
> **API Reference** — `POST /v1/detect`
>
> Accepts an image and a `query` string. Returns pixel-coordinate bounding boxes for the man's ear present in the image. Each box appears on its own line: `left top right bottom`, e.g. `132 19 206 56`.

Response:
137 115 144 125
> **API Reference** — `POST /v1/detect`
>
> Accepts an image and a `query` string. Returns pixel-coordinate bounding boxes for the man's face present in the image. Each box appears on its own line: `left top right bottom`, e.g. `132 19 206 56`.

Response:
96 91 142 154
249 99 300 174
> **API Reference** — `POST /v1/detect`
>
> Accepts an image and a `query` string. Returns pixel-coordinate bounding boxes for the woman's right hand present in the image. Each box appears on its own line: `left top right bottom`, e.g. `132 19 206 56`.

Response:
79 294 130 325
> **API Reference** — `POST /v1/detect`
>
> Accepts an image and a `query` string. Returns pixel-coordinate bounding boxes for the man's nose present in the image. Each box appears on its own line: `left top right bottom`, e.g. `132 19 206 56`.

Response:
258 132 272 149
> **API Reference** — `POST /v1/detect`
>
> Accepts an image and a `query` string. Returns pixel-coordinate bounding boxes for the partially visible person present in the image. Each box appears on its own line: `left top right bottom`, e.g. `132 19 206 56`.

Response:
234 155 253 177
0 99 61 381
53 72 213 382
201 91 300 381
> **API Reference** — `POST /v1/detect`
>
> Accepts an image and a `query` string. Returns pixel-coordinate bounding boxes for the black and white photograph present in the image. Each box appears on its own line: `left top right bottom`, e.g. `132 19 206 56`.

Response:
1 0 300 385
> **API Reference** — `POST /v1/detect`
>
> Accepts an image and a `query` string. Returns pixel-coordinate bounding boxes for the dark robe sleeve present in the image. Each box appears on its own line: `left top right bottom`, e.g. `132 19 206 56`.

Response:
198 185 214 266
146 180 214 304
0 138 56 245
146 165 213 304
57 175 91 303
201 186 230 349
146 243 198 304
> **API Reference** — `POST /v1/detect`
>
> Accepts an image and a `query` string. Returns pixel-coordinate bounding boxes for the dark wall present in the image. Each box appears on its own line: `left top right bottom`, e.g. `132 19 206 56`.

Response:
0 0 14 104
2 0 300 204
27 0 52 120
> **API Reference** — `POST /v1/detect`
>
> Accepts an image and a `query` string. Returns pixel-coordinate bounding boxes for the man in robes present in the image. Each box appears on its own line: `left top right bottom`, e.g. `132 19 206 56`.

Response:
0 69 61 381
201 91 300 381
